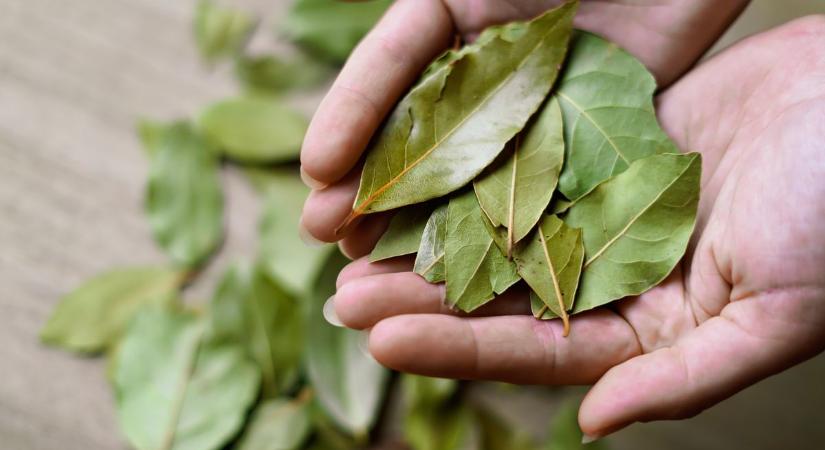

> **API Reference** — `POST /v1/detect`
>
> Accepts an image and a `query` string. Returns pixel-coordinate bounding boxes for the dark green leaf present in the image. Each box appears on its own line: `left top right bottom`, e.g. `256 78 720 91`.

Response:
556 31 678 201
145 121 223 267
194 0 256 63
114 308 259 450
370 204 433 262
413 203 448 283
236 394 313 450
40 267 184 353
564 152 701 313
235 54 332 95
197 96 308 164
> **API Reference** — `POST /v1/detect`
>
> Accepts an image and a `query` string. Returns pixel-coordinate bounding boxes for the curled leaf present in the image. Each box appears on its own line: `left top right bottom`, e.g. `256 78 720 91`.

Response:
413 203 448 283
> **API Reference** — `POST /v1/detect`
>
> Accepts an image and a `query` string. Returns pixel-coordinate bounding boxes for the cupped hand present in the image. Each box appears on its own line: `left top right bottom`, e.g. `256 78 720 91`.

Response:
328 16 825 439
299 0 749 256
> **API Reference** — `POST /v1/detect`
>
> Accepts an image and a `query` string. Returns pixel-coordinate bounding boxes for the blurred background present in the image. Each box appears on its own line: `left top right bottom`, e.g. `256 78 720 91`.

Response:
1 0 824 449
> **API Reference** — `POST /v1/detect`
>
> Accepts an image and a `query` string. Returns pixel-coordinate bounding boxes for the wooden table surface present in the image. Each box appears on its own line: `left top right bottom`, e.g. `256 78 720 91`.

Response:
1 1 823 449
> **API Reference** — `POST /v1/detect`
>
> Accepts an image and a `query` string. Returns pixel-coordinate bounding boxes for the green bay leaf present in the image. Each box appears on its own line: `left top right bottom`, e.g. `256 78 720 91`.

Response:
145 121 223 267
445 190 520 312
413 203 448 283
114 308 260 450
40 267 184 353
236 395 313 450
194 0 256 63
556 31 679 201
348 2 577 221
234 53 331 95
565 152 701 313
371 204 434 262
474 97 565 256
197 96 308 164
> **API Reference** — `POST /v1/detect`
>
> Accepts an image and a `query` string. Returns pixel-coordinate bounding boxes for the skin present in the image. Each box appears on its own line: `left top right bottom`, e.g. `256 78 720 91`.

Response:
300 0 825 439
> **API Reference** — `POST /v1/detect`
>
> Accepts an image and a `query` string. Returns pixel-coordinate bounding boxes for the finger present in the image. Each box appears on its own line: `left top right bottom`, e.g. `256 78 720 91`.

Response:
300 167 361 243
336 255 415 288
578 291 825 439
368 310 641 384
338 213 393 260
300 0 453 185
335 273 532 329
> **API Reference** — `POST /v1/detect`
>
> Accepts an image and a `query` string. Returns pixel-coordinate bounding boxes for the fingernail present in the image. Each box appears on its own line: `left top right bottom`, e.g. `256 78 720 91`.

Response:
300 166 328 190
322 295 343 327
298 220 325 248
581 434 599 444
357 330 372 358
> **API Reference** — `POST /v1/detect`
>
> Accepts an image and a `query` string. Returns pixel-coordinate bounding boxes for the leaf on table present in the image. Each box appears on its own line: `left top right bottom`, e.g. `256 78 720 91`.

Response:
209 262 302 397
556 31 679 201
370 204 434 262
564 152 701 314
236 393 313 450
474 97 565 257
413 203 448 283
136 119 169 158
234 53 332 95
402 375 477 450
514 215 583 335
281 0 392 64
40 267 184 353
304 250 390 437
114 307 260 450
197 96 308 164
145 121 223 268
194 0 256 64
444 190 520 312
345 2 577 225
546 402 608 450
253 167 335 297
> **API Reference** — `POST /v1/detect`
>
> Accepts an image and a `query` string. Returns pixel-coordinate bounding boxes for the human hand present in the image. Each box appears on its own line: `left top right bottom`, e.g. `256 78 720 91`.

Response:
299 0 749 255
328 17 825 439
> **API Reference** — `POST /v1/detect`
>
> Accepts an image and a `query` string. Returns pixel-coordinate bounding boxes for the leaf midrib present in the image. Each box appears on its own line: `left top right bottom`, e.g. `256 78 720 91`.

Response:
556 91 629 164
160 325 205 450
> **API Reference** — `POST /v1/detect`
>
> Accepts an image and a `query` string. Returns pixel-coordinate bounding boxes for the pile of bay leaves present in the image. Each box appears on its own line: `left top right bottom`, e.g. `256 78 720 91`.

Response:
39 1 603 449
365 1 700 336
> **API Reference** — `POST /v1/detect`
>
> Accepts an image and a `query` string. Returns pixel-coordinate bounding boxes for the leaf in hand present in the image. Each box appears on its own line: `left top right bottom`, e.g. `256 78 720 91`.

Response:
194 0 255 64
197 96 308 164
40 267 184 353
114 308 260 450
474 97 565 257
345 2 577 225
556 31 679 201
145 121 223 268
565 152 701 313
413 203 448 283
236 394 313 450
370 204 433 262
209 262 302 397
445 190 520 312
513 215 583 336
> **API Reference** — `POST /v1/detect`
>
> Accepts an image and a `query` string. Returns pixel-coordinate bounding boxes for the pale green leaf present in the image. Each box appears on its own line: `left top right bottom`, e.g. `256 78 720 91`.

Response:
556 31 678 201
474 97 565 255
565 152 701 313
236 395 313 450
40 267 184 353
413 203 448 283
136 119 167 158
304 250 390 436
194 0 256 63
114 308 260 450
210 262 302 397
234 53 332 95
370 204 433 262
145 121 223 267
348 3 576 221
445 190 520 312
197 96 308 164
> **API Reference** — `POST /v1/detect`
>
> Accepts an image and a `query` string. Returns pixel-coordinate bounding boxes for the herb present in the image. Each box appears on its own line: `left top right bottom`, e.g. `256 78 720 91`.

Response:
413 204 449 283
194 0 256 64
236 394 313 450
370 204 434 262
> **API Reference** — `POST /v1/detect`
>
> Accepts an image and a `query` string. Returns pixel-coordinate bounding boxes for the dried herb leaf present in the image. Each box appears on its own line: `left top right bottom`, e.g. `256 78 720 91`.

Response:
413 204 448 283
210 262 302 397
445 190 520 312
565 152 701 313
556 31 678 201
114 308 259 450
234 54 331 95
346 3 576 223
145 122 223 267
40 267 184 353
197 96 308 164
370 204 433 262
474 97 565 256
194 0 255 63
236 395 313 450
514 215 583 335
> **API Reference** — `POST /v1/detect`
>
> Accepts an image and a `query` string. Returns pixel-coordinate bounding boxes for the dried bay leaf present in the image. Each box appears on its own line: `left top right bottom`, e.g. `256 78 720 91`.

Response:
40 267 184 353
197 96 308 164
145 121 223 267
445 190 520 312
565 152 701 313
413 203 448 283
556 31 679 201
474 97 565 257
370 204 433 262
236 395 313 450
235 53 332 95
513 215 583 335
114 308 259 450
194 0 256 64
209 262 302 397
345 3 577 224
